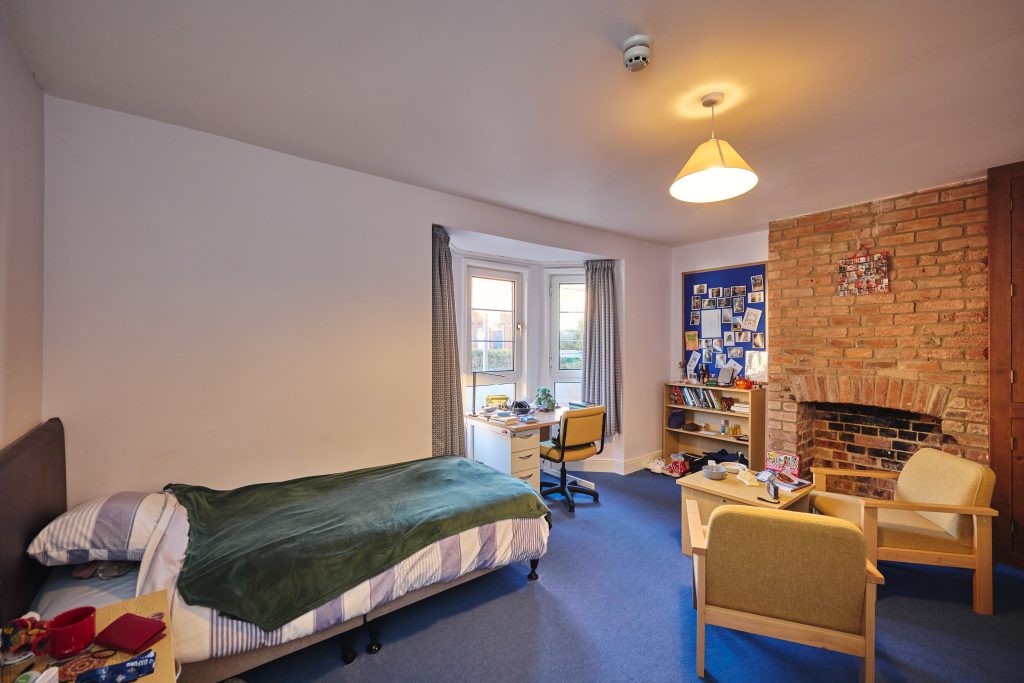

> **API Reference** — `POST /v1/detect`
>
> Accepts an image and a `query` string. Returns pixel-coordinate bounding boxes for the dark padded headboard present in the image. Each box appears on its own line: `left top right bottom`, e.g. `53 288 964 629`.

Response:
0 418 66 622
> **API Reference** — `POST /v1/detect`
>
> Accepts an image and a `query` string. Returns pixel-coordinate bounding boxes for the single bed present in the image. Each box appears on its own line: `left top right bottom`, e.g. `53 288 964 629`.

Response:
1 419 550 683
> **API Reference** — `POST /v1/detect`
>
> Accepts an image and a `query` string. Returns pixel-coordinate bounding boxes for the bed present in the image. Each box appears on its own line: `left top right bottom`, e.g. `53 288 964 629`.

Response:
1 419 550 683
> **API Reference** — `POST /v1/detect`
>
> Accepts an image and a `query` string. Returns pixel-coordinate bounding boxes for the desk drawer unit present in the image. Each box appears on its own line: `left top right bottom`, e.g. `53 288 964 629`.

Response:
512 468 540 492
511 448 539 473
510 430 539 452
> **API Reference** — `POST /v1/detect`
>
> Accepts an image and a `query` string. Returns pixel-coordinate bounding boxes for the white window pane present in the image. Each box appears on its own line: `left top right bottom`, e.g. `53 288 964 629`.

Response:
559 312 583 341
559 347 582 370
471 277 514 311
554 382 582 404
559 283 585 313
471 340 513 372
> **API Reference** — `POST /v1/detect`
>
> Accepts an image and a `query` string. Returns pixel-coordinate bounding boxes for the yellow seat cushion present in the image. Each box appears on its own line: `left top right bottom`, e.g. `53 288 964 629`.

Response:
811 491 974 555
540 440 597 462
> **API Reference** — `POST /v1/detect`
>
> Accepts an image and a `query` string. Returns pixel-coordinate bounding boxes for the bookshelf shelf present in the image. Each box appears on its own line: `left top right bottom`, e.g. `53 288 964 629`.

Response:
665 404 751 419
663 382 765 470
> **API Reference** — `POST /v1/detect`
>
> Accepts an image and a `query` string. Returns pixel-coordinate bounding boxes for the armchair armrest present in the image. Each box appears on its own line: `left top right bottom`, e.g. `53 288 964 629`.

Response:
686 500 707 555
861 498 998 517
866 560 885 585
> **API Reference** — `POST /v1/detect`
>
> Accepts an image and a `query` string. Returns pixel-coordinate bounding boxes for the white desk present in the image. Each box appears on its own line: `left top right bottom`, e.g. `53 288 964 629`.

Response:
465 410 565 492
466 407 599 494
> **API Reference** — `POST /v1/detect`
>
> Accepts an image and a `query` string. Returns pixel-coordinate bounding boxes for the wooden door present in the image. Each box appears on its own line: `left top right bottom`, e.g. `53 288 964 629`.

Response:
990 161 1024 566
1012 419 1024 557
1012 178 1024 405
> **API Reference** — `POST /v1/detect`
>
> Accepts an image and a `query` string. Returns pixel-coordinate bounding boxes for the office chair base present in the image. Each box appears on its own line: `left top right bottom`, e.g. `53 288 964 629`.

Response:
541 481 599 512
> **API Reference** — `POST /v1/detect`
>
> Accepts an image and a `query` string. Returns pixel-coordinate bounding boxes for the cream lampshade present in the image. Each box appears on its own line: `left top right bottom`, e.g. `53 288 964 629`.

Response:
669 92 758 203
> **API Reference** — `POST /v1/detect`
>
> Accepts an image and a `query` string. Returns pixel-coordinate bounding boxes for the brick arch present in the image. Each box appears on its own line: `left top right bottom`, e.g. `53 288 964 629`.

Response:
788 373 952 418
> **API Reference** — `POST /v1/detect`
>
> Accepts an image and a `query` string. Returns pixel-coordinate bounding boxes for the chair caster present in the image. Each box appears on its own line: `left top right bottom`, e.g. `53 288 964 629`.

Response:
367 642 382 655
341 644 357 664
528 559 539 581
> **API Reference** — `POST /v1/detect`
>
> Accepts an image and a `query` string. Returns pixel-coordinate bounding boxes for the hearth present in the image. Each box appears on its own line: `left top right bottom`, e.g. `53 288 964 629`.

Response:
806 402 952 497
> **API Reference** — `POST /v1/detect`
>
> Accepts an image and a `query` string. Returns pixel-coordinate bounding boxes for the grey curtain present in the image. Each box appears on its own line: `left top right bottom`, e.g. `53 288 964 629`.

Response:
431 225 467 456
582 259 622 435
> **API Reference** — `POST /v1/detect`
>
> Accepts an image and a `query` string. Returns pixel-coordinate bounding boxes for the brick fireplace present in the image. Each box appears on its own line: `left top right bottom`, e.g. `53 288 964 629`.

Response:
767 179 990 487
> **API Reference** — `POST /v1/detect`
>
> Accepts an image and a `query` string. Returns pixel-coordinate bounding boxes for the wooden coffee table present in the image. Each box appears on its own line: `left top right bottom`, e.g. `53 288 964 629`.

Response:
677 471 813 555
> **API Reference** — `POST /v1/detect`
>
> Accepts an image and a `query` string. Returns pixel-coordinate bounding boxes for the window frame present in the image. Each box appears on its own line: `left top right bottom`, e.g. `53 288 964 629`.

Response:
465 265 525 392
547 272 585 401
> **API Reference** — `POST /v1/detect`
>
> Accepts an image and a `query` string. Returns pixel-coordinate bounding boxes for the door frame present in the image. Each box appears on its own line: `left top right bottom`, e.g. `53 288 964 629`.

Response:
988 160 1024 566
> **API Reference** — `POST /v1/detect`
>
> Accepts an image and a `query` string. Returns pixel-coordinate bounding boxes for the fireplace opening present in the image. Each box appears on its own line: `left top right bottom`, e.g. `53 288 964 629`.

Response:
806 402 953 497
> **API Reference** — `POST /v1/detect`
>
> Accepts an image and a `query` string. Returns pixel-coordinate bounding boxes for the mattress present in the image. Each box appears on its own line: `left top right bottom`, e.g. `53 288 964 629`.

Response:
140 494 548 664
31 565 139 619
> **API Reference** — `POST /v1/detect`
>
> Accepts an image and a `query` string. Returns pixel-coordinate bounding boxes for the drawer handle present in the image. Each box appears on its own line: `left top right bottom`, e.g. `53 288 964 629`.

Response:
518 474 534 481
513 433 533 439
518 454 533 459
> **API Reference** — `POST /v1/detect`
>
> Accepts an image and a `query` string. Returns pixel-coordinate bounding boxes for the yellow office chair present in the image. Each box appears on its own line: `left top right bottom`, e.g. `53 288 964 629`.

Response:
539 406 606 512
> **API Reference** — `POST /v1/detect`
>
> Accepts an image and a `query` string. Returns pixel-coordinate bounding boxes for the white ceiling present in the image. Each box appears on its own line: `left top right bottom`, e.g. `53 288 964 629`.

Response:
4 0 1023 246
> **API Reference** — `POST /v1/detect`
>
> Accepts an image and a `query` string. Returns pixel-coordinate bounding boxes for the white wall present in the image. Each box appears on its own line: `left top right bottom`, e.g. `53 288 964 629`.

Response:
669 231 768 378
44 97 670 503
0 17 44 444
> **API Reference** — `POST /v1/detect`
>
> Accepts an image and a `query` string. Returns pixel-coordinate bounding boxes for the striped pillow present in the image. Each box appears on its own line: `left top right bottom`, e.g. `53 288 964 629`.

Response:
27 492 167 566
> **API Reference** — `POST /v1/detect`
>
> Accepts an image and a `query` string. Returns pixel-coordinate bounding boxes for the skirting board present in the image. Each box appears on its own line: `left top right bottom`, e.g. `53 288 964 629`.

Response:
542 451 660 476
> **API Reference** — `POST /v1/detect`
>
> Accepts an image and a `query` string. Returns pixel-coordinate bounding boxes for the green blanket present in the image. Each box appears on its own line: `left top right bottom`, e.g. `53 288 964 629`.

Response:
165 456 550 630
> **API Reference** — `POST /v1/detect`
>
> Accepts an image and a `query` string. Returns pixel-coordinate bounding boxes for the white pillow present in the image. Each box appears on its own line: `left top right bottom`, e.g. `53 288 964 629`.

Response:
27 492 167 566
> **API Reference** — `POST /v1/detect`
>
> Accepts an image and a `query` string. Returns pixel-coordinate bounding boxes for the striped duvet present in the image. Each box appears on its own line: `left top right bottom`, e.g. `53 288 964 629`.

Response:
137 494 549 664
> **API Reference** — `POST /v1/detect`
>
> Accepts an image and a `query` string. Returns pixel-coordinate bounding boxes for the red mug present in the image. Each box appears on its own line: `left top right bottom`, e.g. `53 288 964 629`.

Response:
45 606 96 659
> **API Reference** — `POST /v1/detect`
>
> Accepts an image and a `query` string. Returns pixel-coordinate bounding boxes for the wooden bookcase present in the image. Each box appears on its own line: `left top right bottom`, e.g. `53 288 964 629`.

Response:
662 382 766 471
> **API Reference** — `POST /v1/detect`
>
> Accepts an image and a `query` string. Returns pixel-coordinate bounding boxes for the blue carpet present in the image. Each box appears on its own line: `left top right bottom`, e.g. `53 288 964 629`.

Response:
240 471 1024 682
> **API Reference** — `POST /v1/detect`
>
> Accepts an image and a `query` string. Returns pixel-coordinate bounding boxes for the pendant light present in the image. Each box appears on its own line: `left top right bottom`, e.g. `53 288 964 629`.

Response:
670 92 758 203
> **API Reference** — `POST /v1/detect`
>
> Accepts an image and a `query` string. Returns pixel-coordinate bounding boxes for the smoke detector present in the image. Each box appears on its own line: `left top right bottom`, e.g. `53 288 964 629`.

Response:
622 34 652 72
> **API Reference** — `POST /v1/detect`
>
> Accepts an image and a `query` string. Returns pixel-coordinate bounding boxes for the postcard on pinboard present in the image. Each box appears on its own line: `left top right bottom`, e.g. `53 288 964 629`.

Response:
685 330 699 350
745 350 768 381
701 309 723 338
741 307 762 331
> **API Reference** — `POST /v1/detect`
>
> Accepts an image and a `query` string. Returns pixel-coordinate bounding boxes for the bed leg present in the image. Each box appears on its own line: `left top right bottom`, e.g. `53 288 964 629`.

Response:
341 638 357 664
528 559 539 581
364 616 382 654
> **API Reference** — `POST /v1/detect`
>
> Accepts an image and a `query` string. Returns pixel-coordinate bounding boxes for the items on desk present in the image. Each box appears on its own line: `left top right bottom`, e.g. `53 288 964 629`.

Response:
73 649 156 683
567 400 595 408
2 614 49 656
534 387 556 411
94 614 165 656
39 607 96 660
702 462 727 480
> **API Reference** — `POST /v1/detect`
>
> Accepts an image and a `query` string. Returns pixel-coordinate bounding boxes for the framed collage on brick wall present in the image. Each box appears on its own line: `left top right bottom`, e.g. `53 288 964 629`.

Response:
682 262 767 382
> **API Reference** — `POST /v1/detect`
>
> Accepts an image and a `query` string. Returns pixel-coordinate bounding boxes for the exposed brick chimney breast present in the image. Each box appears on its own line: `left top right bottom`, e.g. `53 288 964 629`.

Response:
767 179 990 476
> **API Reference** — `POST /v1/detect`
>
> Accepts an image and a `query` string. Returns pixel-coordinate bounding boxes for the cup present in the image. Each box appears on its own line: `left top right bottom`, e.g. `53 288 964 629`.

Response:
46 606 96 660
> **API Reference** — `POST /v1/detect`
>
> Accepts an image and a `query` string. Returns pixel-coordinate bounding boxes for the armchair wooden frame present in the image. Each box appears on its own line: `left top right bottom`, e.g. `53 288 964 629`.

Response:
812 467 998 615
688 500 883 683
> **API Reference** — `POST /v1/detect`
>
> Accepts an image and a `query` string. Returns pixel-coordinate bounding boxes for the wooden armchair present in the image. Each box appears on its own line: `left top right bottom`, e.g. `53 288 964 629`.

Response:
688 500 883 682
811 448 997 614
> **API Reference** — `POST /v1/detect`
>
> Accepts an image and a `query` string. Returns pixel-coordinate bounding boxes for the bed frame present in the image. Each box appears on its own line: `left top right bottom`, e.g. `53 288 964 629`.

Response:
0 419 540 683
0 418 66 624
